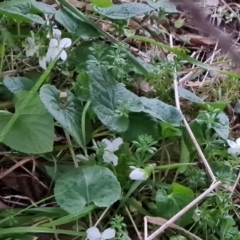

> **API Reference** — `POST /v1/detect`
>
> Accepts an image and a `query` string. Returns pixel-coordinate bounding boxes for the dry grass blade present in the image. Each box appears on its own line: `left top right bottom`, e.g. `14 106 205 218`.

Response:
145 216 203 240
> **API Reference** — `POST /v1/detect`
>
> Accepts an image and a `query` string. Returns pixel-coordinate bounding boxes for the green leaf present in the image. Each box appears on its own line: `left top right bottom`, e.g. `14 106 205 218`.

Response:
123 112 159 141
179 138 190 173
3 76 35 93
198 101 230 111
55 8 99 40
88 65 143 132
39 85 91 148
90 0 113 8
0 91 54 153
54 166 121 213
140 97 183 125
74 71 90 101
0 3 45 24
44 164 75 181
197 111 230 140
212 112 230 140
178 86 204 104
155 183 194 227
31 1 56 15
220 216 235 239
160 122 182 139
147 0 178 12
0 0 32 8
93 3 154 19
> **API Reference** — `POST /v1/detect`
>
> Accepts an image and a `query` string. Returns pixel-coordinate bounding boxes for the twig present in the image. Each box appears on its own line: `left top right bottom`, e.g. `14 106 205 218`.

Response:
0 158 33 180
170 34 216 182
125 206 143 240
146 181 221 240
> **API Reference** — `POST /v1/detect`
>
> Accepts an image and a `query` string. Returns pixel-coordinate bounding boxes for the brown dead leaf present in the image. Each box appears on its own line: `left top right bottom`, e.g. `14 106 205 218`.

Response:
68 0 92 11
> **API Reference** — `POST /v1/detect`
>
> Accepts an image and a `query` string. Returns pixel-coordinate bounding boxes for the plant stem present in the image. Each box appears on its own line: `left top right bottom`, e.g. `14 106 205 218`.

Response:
81 100 91 157
0 38 5 73
17 22 20 35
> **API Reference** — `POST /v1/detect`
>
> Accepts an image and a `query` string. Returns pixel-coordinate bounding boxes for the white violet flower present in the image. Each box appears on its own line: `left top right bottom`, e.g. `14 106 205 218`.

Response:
46 37 72 62
23 32 39 57
39 56 47 69
129 166 148 180
40 28 72 69
102 137 123 166
86 227 115 240
52 28 62 39
227 138 240 155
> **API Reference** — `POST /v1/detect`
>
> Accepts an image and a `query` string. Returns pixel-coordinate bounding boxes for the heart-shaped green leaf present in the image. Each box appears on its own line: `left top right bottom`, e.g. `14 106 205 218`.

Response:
88 65 143 132
39 85 91 148
54 166 121 213
156 183 194 226
0 91 54 153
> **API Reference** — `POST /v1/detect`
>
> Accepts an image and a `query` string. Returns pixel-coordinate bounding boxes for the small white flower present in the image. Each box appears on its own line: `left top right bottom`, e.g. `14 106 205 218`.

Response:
52 28 62 39
129 166 148 180
102 137 123 152
23 32 39 57
46 37 72 62
227 138 240 155
102 137 123 166
39 56 47 69
86 227 115 240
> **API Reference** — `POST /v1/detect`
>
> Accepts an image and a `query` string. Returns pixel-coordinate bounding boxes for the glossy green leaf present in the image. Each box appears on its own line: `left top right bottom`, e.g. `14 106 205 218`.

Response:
55 8 99 40
54 166 121 213
93 3 154 19
0 91 54 153
155 183 194 226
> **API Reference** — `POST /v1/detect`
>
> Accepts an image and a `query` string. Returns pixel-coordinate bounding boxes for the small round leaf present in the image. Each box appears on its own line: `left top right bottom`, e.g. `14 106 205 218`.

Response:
54 166 121 213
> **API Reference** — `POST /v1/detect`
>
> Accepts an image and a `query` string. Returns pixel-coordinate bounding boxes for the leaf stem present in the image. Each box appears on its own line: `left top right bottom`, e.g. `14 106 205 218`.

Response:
0 38 5 74
81 100 91 157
